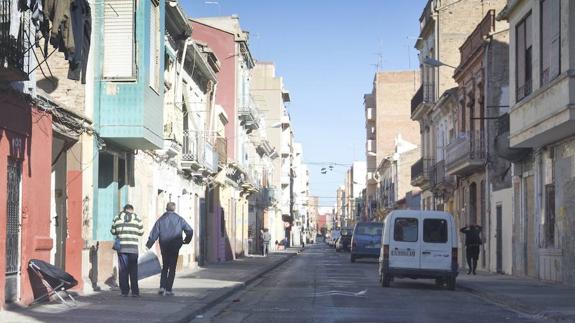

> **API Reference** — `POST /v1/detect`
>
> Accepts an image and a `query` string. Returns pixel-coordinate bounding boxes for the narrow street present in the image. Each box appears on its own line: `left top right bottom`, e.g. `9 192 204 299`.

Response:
192 244 544 323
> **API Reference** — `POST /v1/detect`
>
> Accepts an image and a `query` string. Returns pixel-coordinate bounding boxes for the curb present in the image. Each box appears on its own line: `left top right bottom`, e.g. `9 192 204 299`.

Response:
165 252 297 323
457 283 568 322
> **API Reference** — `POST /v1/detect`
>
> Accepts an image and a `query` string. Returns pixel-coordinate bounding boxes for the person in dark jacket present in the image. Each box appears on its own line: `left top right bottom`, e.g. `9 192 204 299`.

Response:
146 202 193 296
460 224 483 275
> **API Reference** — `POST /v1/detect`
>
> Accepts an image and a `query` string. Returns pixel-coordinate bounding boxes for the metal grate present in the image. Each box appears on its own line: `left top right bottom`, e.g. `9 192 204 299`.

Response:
6 159 21 274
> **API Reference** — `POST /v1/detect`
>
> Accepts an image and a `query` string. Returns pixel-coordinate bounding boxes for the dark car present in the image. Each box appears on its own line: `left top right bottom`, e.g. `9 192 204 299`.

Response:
350 222 384 262
336 229 353 252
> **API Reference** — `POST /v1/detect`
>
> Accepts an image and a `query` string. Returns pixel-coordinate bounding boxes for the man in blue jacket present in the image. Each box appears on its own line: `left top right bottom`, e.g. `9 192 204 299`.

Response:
146 202 193 296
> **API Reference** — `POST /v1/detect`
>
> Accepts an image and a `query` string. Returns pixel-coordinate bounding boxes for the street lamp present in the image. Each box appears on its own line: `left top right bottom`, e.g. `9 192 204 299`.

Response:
422 56 457 69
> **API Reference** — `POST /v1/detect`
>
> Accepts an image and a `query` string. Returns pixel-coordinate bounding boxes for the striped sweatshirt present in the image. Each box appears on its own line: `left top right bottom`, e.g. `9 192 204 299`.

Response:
110 211 144 254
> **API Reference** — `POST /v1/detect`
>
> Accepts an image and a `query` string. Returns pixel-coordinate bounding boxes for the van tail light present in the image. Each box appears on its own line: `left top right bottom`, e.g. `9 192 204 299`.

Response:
383 245 389 261
452 248 458 268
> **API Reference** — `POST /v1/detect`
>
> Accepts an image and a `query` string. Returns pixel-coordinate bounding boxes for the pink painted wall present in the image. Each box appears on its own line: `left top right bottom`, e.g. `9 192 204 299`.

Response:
191 21 236 162
66 169 84 292
0 101 54 307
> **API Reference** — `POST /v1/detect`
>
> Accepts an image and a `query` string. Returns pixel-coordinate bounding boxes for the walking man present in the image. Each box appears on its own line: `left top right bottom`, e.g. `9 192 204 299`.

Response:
146 202 193 296
262 228 271 256
460 224 482 275
111 204 144 297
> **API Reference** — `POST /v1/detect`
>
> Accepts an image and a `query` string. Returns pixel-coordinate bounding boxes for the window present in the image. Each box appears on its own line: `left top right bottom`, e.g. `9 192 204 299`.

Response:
541 0 560 86
516 13 532 101
103 0 135 79
149 0 161 90
544 184 555 247
394 218 418 242
423 219 448 243
355 223 383 236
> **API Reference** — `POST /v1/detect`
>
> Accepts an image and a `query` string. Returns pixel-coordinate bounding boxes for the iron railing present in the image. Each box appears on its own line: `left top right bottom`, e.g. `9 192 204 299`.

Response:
446 131 486 169
411 158 433 183
0 0 29 80
411 85 423 114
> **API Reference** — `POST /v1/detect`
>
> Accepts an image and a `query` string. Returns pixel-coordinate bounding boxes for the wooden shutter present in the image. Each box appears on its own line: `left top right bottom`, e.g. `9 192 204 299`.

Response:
103 0 135 79
548 0 561 81
541 0 560 85
516 18 526 100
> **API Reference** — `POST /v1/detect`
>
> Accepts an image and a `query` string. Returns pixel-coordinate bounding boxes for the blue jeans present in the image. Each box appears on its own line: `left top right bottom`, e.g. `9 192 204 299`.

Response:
118 253 139 295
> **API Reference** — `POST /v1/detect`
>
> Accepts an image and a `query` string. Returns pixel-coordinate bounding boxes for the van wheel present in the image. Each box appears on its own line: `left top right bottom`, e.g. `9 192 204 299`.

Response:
447 277 456 291
350 255 356 263
381 274 391 287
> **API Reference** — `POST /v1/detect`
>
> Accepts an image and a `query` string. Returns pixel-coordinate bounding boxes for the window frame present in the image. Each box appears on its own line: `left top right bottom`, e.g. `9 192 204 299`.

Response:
149 0 161 92
103 0 137 80
515 11 533 102
393 217 419 242
423 218 448 243
540 0 561 87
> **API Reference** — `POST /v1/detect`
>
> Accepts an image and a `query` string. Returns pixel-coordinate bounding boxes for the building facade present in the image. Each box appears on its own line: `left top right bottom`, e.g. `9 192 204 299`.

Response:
365 71 420 219
500 0 575 284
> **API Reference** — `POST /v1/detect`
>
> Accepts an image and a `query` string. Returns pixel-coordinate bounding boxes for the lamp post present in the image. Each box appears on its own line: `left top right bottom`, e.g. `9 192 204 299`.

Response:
422 56 457 69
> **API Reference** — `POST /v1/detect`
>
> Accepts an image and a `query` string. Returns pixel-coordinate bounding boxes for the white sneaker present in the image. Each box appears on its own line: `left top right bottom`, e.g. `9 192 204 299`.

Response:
158 288 165 295
164 291 174 296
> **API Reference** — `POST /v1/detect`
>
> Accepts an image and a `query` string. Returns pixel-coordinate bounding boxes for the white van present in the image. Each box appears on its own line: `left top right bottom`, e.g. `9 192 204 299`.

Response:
378 210 458 290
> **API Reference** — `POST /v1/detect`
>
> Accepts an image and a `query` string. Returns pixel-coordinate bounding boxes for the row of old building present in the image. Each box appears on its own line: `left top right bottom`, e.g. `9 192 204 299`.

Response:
360 0 575 286
0 1 315 308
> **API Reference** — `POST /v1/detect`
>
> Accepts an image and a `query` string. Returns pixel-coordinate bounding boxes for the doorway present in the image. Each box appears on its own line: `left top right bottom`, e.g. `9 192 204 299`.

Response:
51 137 68 270
5 159 22 303
496 204 503 273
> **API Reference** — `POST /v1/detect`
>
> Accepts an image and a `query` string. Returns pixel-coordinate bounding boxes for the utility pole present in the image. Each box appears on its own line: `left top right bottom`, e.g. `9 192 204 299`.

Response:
288 130 294 248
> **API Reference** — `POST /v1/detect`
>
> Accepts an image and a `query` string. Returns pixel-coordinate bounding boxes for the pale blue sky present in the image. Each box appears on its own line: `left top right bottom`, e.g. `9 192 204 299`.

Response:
183 0 427 207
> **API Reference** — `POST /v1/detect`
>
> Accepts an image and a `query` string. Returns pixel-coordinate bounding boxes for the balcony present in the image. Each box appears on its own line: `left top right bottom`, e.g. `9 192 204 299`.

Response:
239 96 261 132
430 160 455 192
281 175 290 187
366 107 375 122
411 85 423 115
367 139 376 154
410 158 433 188
182 131 204 170
181 131 218 173
281 143 290 157
411 83 436 119
215 137 227 166
445 131 486 176
0 0 29 81
203 142 218 173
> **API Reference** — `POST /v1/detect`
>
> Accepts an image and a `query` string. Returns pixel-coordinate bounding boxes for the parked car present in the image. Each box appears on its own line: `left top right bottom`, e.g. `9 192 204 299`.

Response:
328 229 341 247
378 210 458 290
336 229 353 252
350 222 384 262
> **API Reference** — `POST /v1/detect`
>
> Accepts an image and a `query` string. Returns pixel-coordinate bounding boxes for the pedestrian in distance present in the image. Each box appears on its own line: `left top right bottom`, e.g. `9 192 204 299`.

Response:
146 202 193 296
262 228 271 256
110 204 144 297
460 224 483 275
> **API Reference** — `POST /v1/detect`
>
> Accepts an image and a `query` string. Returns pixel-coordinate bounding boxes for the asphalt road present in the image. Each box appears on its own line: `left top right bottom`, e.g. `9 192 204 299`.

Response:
191 244 545 323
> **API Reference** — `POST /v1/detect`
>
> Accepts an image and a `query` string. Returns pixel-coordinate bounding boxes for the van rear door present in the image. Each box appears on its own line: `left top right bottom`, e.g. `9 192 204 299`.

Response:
420 215 452 271
389 215 420 269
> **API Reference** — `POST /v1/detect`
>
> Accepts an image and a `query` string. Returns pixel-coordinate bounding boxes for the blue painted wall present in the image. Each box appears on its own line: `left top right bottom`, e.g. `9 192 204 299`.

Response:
93 0 165 240
97 0 165 150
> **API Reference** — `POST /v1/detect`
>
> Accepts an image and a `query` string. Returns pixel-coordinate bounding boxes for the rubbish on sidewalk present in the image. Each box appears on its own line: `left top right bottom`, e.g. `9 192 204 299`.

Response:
28 259 78 306
138 251 162 280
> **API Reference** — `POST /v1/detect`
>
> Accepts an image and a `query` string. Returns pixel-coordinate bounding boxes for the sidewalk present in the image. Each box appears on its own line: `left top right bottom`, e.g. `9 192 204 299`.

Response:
0 250 298 323
457 272 575 322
